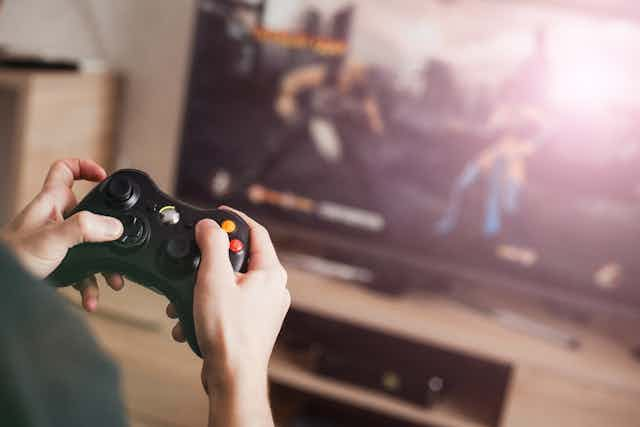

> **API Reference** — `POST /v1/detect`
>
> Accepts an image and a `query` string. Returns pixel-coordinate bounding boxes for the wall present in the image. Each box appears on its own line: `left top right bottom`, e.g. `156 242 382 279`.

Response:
0 0 197 190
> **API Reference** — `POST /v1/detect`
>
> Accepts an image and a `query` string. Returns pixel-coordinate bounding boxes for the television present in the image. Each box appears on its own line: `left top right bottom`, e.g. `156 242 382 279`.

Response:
177 0 640 319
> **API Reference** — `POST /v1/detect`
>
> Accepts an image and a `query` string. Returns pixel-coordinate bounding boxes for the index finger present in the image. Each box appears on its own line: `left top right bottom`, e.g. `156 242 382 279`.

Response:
219 206 280 271
42 159 108 215
43 159 107 191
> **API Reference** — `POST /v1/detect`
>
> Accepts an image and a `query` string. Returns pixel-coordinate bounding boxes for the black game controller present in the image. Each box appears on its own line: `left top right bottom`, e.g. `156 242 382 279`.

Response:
48 169 250 357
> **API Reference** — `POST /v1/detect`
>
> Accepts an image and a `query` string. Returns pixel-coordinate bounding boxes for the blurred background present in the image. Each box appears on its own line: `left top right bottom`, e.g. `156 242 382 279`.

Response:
1 1 640 426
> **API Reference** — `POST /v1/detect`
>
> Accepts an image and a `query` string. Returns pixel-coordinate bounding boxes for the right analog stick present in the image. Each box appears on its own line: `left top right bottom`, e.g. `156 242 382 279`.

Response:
165 239 191 261
164 239 200 272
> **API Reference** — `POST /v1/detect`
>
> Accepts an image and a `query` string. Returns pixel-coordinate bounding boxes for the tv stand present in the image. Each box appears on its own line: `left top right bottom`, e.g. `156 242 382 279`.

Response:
269 266 640 427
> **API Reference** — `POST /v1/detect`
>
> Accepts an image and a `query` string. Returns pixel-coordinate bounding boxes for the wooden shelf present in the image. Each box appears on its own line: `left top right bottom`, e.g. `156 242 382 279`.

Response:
270 349 488 427
284 267 640 394
282 267 640 427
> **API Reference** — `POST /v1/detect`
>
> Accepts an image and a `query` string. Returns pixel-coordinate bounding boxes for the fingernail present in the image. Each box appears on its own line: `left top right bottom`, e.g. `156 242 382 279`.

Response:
86 298 97 312
106 217 124 238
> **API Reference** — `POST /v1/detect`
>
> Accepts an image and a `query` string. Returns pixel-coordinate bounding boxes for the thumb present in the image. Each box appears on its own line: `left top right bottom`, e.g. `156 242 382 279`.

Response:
195 219 235 287
52 211 123 248
193 219 235 358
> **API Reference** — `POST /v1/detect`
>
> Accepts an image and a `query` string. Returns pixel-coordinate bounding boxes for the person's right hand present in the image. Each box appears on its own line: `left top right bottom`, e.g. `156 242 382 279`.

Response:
166 208 290 394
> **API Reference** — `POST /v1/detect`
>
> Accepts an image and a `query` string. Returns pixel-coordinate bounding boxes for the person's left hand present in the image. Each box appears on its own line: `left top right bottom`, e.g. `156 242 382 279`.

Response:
0 159 125 312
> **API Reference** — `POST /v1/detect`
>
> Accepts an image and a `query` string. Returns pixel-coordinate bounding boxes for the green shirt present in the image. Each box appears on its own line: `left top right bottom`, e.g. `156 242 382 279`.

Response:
0 244 127 427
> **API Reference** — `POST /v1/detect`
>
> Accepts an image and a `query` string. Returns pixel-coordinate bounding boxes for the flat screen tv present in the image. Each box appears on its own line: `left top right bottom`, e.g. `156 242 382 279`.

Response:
177 0 640 318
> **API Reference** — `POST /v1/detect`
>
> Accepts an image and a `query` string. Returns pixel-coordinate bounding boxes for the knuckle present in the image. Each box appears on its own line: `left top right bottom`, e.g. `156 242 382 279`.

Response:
74 211 94 236
50 159 68 172
254 223 271 240
210 226 230 246
251 269 268 284
48 159 71 180
34 190 54 207
276 264 288 285
282 289 291 309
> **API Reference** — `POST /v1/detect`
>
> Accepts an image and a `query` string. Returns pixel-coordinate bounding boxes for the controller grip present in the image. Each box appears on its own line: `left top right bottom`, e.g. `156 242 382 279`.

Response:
48 251 119 287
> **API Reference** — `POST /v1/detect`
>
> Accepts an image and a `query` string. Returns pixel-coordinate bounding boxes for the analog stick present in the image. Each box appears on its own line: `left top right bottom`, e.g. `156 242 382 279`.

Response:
164 239 200 272
165 239 191 260
105 176 138 208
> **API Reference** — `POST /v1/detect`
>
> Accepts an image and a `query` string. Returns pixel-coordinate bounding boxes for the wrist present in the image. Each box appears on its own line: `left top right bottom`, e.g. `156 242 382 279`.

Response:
207 357 269 399
206 360 272 427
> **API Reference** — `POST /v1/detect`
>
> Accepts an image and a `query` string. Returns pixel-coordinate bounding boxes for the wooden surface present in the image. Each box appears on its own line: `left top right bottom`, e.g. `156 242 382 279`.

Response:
503 365 640 427
0 70 117 220
60 262 640 427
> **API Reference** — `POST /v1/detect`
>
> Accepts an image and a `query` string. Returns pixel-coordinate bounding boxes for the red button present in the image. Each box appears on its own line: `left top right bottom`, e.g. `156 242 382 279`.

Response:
229 239 244 253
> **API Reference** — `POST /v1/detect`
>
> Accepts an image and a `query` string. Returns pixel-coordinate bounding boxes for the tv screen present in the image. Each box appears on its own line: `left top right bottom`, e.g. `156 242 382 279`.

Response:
177 0 640 316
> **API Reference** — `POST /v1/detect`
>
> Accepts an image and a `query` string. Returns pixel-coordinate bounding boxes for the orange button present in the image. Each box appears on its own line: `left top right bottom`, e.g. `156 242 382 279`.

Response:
221 219 236 233
229 239 244 253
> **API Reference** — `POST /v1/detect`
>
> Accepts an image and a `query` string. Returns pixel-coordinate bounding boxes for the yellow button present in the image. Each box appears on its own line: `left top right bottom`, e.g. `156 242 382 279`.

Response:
221 220 236 233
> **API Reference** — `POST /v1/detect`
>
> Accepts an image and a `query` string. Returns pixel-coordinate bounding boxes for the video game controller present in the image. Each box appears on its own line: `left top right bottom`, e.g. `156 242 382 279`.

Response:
48 169 250 357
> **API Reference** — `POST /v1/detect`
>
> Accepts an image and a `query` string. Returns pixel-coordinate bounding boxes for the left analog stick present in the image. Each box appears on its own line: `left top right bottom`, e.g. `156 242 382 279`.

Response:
105 176 138 209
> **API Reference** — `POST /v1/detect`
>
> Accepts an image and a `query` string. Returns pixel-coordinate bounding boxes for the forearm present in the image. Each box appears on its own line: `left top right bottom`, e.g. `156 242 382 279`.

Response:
207 367 274 427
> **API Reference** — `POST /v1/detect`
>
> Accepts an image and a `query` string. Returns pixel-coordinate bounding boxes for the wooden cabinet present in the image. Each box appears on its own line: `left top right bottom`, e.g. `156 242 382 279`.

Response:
0 70 117 224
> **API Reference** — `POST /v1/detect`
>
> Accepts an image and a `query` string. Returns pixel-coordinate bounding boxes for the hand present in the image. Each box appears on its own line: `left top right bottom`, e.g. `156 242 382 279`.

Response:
0 159 125 311
167 207 290 380
166 208 289 427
